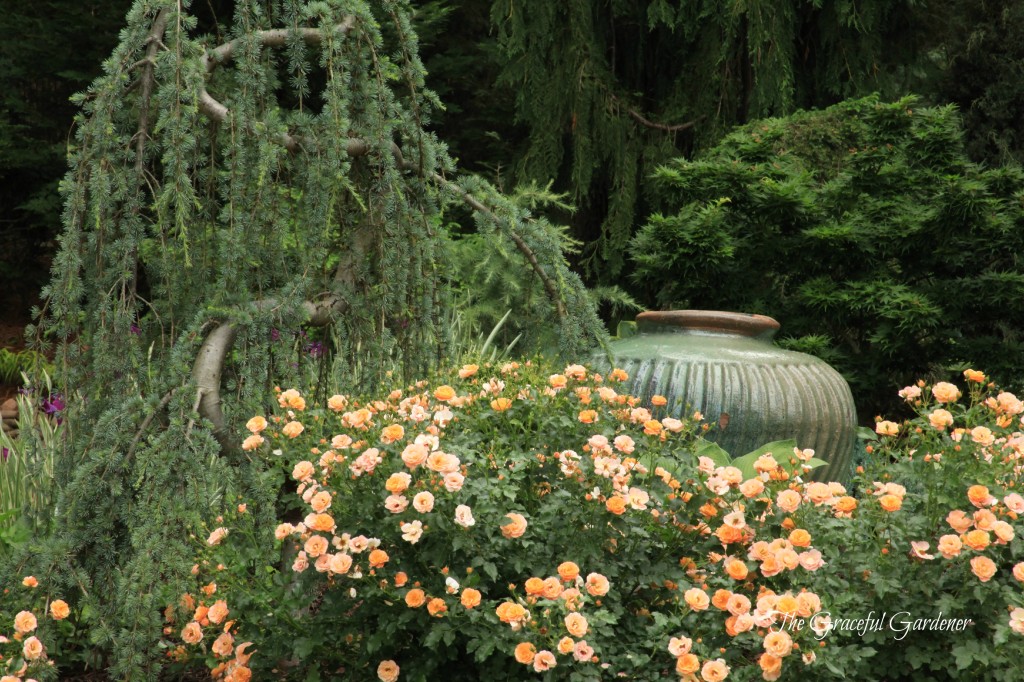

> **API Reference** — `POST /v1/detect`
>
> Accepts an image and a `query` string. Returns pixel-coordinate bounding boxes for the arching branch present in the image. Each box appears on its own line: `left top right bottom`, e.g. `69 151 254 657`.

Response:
627 108 701 133
192 297 348 449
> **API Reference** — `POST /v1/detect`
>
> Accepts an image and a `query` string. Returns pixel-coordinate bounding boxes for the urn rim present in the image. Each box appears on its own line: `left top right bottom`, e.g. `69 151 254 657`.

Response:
636 310 780 341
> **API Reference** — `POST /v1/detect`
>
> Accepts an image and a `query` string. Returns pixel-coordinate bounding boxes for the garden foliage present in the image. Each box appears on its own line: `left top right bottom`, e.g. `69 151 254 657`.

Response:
9 0 604 677
105 362 1024 680
631 95 1024 416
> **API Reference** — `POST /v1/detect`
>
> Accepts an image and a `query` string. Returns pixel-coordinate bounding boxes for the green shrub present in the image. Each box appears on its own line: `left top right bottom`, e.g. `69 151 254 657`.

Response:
630 94 1024 418
9 359 1024 679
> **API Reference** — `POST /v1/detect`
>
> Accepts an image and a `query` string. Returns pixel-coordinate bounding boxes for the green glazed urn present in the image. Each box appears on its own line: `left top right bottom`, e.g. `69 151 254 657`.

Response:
606 310 856 482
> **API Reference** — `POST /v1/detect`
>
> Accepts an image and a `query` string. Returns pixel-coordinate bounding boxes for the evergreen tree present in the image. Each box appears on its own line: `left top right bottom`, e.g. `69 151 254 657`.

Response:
630 95 1024 417
489 0 922 281
19 1 604 676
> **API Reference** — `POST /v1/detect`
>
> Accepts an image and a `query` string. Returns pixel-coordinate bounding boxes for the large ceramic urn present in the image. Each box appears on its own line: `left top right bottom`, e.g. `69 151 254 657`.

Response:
607 310 856 482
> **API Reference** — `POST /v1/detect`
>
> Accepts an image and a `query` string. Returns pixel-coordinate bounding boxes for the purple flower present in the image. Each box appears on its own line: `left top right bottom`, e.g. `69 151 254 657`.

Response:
130 323 142 335
42 393 65 416
1 447 8 462
271 328 281 342
306 341 325 359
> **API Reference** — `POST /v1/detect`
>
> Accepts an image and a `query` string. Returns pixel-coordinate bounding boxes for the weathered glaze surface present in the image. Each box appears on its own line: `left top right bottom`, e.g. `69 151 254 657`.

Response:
606 311 856 482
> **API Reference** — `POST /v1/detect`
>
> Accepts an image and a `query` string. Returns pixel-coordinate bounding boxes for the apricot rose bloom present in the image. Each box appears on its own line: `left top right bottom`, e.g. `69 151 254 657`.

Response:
245 415 267 433
585 572 610 597
405 589 426 608
971 556 997 582
557 561 580 582
676 653 700 675
928 409 954 430
282 420 305 438
50 599 70 620
776 489 801 513
433 385 456 401
684 588 710 610
22 636 43 661
701 658 730 682
377 660 400 682
208 599 229 624
460 588 482 609
533 650 557 672
938 535 962 558
14 610 37 633
514 641 536 664
875 420 899 436
564 612 589 637
932 382 961 403
182 621 203 644
501 512 528 538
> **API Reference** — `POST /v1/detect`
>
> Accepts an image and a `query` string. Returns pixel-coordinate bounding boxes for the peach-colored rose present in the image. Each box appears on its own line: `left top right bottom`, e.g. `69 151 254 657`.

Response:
928 409 954 430
964 369 986 383
304 535 329 558
668 635 693 656
413 491 435 513
245 416 267 433
739 478 765 498
947 509 973 533
495 602 528 624
701 658 730 682
759 653 783 678
282 420 304 438
557 561 580 582
401 443 428 469
454 504 475 528
878 494 902 512
328 553 353 574
385 494 409 514
306 513 335 533
501 513 528 539
461 588 482 609
585 572 610 597
377 659 400 682
798 550 826 571
427 597 448 617
514 641 536 664
605 496 627 515
726 593 751 616
970 426 994 447
932 382 961 403
433 385 456 401
385 472 412 494
405 589 426 608
212 632 235 658
22 635 43 661
564 612 588 637
181 621 203 644
368 549 389 568
458 364 479 378
206 527 229 546
50 599 70 620
1004 493 1024 513
970 555 997 582
899 385 922 401
962 529 990 551
776 489 801 513
1013 562 1024 582
533 649 557 672
573 640 594 662
937 532 958 557
207 599 229 624
875 420 899 436
22 575 37 588
789 529 812 547
967 485 995 508
763 629 793 657
676 653 700 675
241 434 264 451
996 521 1017 544
490 397 513 411
684 588 710 611
381 424 405 444
291 460 315 481
14 610 37 633
724 557 749 581
327 394 348 411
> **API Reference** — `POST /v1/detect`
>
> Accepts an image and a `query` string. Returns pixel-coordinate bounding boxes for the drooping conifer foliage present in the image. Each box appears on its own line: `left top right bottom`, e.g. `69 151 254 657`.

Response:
21 1 603 676
491 0 922 280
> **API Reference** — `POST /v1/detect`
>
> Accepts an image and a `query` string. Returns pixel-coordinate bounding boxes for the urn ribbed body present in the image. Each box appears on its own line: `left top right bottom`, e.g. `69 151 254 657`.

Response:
607 311 856 482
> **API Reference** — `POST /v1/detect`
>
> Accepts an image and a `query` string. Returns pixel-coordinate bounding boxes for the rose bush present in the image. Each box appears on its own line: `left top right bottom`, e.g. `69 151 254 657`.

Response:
156 364 1024 679
163 360 841 681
